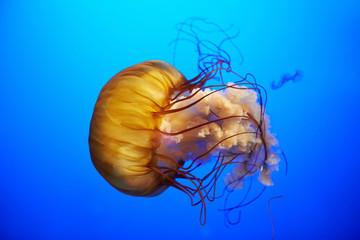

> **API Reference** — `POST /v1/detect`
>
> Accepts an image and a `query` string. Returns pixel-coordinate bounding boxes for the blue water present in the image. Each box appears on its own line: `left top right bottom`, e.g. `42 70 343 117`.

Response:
1 0 360 239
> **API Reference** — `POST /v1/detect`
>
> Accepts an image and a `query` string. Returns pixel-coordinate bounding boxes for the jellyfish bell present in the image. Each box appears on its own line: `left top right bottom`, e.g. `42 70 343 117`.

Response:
89 60 187 197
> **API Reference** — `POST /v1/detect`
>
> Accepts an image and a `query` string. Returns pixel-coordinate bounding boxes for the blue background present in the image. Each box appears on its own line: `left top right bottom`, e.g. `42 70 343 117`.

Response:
1 0 360 239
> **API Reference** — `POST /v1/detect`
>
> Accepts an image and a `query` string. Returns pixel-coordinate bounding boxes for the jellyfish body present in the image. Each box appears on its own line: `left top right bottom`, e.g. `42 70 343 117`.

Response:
89 60 186 197
89 58 280 225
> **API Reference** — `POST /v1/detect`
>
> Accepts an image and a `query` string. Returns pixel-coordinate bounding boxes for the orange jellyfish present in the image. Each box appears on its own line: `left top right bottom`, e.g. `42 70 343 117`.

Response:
88 59 280 225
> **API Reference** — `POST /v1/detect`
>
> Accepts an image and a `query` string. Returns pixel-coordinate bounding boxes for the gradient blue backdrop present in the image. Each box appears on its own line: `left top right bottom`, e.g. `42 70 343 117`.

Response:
1 0 360 239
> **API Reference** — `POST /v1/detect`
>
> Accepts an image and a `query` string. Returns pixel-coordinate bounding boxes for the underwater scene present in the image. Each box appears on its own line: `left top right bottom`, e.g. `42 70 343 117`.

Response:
1 0 360 239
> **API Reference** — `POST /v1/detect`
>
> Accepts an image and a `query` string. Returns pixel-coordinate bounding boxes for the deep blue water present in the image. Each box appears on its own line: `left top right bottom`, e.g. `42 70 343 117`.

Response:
1 1 360 239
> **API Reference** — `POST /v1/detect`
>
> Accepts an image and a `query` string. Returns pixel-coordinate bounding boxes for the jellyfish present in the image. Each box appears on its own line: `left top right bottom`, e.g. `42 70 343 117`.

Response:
88 19 281 225
271 70 303 89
